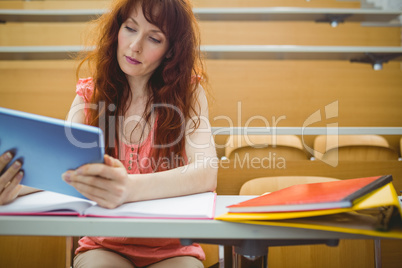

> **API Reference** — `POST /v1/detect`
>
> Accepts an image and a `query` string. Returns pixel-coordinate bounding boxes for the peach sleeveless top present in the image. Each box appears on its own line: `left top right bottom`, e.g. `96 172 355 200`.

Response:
74 78 204 267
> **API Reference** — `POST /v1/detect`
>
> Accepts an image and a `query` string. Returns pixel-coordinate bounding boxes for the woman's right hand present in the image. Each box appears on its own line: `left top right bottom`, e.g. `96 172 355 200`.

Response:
0 151 23 205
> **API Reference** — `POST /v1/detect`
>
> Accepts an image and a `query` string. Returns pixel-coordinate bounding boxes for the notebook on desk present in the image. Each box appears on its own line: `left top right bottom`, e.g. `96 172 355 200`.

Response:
0 107 104 199
216 175 402 239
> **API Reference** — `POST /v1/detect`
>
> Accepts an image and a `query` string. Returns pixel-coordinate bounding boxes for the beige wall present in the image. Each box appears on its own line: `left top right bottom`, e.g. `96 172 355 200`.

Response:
0 1 401 268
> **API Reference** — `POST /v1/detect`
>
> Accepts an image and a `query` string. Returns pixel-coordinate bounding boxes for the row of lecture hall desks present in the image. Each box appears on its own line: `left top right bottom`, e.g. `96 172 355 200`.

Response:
0 0 402 267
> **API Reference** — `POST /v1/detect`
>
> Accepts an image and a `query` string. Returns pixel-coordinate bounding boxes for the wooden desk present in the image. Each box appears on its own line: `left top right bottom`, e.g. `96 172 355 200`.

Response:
0 196 398 268
0 196 380 240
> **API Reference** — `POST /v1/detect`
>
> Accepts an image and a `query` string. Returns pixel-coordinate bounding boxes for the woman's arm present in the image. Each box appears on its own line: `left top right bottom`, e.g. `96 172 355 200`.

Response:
63 86 218 208
125 85 218 202
67 95 86 124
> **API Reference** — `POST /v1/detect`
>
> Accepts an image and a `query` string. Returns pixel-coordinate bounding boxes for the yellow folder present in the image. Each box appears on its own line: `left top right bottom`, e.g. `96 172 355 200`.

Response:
215 183 402 239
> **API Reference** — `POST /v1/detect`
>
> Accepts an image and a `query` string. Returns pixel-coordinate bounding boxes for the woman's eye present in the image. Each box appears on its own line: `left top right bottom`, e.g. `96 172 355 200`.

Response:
124 26 136 32
150 37 161 44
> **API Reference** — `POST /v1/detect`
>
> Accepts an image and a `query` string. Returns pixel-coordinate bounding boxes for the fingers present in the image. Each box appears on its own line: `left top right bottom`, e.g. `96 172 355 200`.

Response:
104 154 113 166
0 161 22 188
74 155 125 180
65 176 109 201
69 181 118 209
63 173 122 209
0 174 23 205
0 152 24 205
0 151 13 172
63 171 112 192
61 155 128 208
0 152 23 189
104 155 125 168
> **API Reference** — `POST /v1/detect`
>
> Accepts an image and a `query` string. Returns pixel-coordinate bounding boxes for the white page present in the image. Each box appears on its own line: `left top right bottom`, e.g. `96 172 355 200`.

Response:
84 192 216 219
0 191 95 214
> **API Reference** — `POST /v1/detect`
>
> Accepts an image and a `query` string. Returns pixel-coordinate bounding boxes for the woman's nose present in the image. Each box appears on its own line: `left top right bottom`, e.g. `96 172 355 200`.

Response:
129 36 142 54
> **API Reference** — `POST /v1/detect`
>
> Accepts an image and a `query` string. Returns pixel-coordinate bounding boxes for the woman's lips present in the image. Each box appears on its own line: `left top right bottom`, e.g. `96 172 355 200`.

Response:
125 56 141 65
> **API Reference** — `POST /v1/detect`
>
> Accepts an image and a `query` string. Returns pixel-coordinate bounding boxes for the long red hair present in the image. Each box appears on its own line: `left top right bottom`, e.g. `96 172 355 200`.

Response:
77 0 208 171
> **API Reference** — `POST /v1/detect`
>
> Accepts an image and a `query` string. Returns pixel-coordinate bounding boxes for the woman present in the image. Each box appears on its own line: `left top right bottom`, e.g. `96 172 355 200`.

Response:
1 0 217 267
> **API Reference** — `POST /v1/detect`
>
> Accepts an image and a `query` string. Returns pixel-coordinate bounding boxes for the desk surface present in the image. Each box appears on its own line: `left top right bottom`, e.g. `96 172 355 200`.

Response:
0 196 392 240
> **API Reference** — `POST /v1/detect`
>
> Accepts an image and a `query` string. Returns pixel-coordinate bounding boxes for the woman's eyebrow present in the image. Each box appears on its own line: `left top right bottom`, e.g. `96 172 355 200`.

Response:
128 17 138 25
128 17 139 25
128 17 163 34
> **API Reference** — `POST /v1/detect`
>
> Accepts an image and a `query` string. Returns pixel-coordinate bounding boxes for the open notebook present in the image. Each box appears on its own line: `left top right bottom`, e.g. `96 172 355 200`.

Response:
0 191 217 220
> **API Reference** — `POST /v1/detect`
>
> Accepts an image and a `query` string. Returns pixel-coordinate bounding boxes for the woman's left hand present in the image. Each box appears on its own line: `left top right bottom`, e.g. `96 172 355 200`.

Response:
62 155 129 209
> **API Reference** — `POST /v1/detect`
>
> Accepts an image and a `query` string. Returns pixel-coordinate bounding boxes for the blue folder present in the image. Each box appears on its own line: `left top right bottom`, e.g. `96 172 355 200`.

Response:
0 107 105 199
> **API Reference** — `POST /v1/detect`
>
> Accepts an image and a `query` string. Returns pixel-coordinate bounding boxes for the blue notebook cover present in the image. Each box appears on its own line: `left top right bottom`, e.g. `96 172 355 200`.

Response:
0 107 105 199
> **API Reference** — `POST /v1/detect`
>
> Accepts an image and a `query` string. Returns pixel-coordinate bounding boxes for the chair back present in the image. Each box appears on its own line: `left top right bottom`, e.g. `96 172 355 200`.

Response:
225 135 309 160
313 135 398 161
239 176 339 195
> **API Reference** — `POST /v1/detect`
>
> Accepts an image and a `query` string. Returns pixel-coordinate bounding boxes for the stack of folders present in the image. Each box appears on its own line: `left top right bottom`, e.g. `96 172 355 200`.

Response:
215 175 402 238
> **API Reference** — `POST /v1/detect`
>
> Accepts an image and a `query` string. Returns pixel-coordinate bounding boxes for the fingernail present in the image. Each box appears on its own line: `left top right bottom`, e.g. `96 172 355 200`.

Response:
4 152 12 160
62 172 71 183
13 161 21 169
16 171 24 180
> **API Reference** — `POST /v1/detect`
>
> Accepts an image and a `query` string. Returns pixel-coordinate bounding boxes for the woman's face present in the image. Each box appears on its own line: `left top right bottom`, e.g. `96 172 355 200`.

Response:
117 4 169 83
